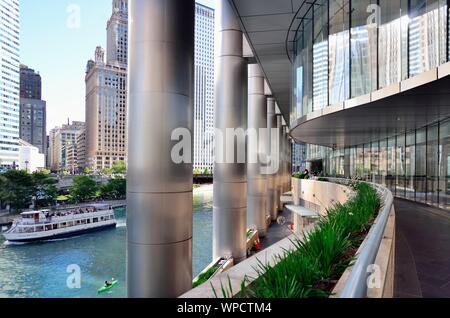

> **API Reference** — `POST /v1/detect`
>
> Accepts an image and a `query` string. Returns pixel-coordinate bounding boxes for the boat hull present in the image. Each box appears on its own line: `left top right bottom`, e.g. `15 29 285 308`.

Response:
4 223 117 243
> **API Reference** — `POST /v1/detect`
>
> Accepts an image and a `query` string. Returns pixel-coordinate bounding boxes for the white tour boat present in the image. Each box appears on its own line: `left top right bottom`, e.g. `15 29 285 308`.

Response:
3 204 116 243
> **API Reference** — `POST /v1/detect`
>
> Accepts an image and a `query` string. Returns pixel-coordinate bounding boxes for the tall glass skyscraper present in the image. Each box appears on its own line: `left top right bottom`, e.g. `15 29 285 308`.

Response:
0 0 20 170
194 3 215 173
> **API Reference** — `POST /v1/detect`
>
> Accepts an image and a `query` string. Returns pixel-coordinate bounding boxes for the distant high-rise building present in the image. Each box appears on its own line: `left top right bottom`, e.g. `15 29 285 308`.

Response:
85 0 128 171
0 0 20 170
19 65 47 157
292 143 307 173
194 3 215 173
19 65 41 100
49 121 85 172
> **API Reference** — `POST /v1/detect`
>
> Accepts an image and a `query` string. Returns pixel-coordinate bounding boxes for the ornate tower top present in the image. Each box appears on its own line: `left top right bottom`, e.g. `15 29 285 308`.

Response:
112 0 128 16
95 46 105 65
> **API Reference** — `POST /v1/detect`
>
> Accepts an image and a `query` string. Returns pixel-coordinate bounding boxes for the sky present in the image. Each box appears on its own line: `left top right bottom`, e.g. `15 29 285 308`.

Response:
20 0 216 133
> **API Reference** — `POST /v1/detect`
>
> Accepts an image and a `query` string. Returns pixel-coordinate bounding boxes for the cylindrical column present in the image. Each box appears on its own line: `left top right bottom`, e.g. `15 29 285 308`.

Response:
127 0 194 298
267 98 278 221
247 64 268 238
213 0 247 263
284 127 290 192
282 125 287 193
275 115 283 212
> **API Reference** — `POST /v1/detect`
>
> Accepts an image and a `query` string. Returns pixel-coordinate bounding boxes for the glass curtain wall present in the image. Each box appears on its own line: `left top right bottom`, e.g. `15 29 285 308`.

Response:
350 0 378 97
293 0 448 120
306 119 450 209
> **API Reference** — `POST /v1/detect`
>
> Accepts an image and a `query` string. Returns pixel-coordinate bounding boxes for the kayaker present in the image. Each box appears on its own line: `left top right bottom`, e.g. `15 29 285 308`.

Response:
105 280 112 287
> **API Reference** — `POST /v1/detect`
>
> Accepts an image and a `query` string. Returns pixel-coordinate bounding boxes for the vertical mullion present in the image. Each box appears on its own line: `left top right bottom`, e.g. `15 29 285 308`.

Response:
426 125 428 203
414 129 417 201
349 0 352 99
407 0 411 79
327 0 330 107
437 121 441 206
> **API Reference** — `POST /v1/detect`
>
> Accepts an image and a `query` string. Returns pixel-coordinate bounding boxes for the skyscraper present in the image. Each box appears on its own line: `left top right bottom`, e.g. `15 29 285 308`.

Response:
85 0 128 171
194 3 215 173
19 65 47 157
49 121 85 172
19 64 41 99
0 0 20 170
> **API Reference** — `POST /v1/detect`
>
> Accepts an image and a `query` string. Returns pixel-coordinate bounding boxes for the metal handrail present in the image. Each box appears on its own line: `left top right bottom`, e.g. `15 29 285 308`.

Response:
338 182 394 298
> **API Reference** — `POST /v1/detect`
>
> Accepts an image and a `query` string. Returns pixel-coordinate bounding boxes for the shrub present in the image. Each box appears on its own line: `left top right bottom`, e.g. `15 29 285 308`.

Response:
193 266 218 288
292 172 310 180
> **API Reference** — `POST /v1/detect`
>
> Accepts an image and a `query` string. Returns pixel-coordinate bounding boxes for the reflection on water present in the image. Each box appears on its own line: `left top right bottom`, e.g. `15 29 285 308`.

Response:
0 186 213 298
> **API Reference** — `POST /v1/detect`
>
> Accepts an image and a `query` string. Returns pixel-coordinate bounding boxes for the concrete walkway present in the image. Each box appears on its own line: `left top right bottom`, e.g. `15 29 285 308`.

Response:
394 198 450 298
261 207 293 249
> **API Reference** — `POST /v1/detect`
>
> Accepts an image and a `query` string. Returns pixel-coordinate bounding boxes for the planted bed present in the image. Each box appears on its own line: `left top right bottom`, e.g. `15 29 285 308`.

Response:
238 182 381 298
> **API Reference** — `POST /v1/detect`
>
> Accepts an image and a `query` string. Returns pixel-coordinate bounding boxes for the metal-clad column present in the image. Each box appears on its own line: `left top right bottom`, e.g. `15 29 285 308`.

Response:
267 98 278 221
282 125 288 193
275 115 283 212
287 136 292 191
127 0 194 298
213 0 248 263
247 64 268 238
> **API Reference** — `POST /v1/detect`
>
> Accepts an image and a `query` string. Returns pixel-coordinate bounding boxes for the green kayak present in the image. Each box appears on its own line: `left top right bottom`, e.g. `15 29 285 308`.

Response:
98 280 119 294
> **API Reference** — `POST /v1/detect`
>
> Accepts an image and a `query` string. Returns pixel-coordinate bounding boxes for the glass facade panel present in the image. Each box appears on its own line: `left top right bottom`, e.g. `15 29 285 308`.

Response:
439 119 450 209
313 0 329 111
371 141 380 183
396 134 406 198
349 147 357 177
363 143 371 180
294 9 314 119
329 0 350 104
356 145 364 177
416 128 427 203
350 0 377 97
387 136 396 194
427 124 439 205
379 0 409 87
409 0 443 77
380 139 388 186
406 131 416 200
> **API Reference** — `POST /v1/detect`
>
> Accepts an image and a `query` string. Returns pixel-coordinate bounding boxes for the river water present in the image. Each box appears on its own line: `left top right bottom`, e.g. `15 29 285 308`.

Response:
0 185 213 298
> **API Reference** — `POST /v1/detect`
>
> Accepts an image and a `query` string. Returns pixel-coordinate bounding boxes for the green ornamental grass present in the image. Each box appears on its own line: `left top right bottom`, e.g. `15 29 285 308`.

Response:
240 182 381 298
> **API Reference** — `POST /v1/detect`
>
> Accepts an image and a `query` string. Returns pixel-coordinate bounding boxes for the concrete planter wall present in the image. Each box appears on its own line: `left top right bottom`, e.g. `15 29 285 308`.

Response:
291 178 353 215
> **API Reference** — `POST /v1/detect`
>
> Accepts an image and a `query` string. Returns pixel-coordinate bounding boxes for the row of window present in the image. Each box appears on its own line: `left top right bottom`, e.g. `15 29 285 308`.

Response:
308 117 450 210
293 0 449 123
